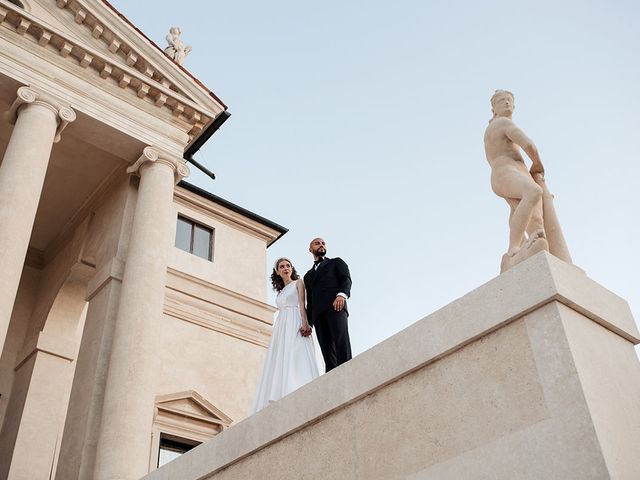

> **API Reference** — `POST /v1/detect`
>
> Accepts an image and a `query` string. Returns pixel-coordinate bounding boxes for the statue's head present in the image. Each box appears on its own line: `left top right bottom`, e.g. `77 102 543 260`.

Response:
490 90 515 119
169 26 181 36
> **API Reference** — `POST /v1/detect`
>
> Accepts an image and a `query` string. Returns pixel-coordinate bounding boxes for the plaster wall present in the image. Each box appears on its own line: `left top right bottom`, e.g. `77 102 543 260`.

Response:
155 312 267 426
0 267 39 428
55 278 121 480
169 200 269 301
55 178 276 478
0 353 36 480
55 179 135 480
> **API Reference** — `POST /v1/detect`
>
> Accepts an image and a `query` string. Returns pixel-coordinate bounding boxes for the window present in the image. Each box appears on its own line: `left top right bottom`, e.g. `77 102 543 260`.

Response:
157 434 200 468
150 391 232 472
175 215 213 260
7 0 24 7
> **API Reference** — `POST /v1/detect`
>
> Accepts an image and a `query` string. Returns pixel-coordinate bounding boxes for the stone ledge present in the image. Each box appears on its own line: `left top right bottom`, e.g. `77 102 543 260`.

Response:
143 251 638 479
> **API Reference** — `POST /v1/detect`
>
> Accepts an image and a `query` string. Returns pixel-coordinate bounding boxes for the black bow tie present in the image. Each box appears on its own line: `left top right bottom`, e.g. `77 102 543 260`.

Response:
314 258 325 265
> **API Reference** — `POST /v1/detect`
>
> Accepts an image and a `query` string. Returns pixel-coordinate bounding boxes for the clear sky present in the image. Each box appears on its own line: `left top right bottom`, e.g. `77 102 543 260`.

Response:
111 0 639 356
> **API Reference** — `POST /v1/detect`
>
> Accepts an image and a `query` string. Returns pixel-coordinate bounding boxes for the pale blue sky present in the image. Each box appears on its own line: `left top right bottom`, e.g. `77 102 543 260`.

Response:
112 0 640 356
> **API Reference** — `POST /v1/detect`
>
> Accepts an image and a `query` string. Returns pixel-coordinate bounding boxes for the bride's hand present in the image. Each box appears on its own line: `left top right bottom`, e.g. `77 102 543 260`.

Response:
299 324 312 337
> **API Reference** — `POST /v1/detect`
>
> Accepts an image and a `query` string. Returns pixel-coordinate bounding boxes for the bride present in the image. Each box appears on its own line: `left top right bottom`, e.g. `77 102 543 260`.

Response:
251 257 319 413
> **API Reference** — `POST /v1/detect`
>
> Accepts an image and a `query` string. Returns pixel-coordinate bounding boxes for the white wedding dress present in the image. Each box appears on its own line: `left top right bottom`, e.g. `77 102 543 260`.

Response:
251 281 319 413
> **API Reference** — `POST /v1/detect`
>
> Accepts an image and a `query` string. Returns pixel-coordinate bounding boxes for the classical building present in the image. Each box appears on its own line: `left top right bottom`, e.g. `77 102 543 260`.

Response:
0 1 284 479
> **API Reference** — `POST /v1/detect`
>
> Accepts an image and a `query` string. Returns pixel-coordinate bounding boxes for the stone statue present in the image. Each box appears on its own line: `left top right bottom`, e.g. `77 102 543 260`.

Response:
164 26 192 65
484 90 572 272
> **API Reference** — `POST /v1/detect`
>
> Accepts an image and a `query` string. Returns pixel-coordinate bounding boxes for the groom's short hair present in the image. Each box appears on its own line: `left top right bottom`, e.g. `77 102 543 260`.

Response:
309 237 324 247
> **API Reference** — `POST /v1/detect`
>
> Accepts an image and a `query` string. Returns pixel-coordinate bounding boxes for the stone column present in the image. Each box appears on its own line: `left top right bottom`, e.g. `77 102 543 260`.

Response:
0 86 75 353
92 147 189 480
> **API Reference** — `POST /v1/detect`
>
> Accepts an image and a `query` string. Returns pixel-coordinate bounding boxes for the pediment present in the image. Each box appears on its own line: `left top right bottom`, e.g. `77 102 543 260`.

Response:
156 390 233 426
0 0 226 142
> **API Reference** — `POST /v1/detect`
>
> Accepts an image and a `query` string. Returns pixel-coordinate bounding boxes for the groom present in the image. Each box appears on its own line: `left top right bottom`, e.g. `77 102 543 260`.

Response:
304 237 353 372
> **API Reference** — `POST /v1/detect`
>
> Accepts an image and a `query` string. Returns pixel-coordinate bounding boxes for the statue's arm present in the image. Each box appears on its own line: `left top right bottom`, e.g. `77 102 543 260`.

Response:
505 124 544 175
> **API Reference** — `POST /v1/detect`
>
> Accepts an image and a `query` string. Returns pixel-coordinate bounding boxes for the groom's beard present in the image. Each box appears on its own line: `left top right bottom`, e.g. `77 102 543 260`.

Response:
314 249 326 257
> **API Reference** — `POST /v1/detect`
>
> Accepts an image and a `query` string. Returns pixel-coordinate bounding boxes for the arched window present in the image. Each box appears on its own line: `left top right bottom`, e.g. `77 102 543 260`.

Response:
7 0 24 7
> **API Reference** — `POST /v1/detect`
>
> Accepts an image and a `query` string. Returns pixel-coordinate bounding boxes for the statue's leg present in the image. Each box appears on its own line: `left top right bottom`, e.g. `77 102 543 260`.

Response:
525 196 544 237
532 174 573 264
501 177 543 256
506 199 525 248
500 184 548 273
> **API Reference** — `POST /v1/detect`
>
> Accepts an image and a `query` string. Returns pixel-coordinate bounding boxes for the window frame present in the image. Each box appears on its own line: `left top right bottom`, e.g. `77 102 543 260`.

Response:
175 214 214 261
156 433 201 468
149 392 232 472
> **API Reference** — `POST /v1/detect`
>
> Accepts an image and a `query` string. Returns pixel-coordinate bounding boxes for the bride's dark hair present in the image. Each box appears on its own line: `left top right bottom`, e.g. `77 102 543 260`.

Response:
271 257 300 292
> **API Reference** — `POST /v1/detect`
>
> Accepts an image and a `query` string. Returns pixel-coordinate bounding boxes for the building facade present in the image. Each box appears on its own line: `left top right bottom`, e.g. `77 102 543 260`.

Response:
0 1 284 478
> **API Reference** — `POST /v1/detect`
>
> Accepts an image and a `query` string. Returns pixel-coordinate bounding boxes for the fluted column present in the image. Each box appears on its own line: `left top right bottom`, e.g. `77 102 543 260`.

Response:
0 86 75 353
93 147 189 480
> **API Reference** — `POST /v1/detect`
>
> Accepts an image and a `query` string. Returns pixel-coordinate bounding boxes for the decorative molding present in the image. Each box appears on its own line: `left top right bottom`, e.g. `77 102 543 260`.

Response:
164 295 270 348
156 390 233 426
127 146 190 184
5 85 76 142
14 331 77 371
86 256 125 300
167 267 275 320
149 391 232 470
164 267 274 347
174 187 284 246
0 1 222 141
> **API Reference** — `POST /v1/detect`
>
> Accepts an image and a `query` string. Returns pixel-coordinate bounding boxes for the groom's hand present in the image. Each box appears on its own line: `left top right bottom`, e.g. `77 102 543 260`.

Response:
299 324 312 337
333 296 345 311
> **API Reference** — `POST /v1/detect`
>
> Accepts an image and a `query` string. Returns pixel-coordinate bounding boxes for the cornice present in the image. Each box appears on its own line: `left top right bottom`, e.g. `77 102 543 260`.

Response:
174 188 285 246
164 266 274 347
166 267 276 319
81 0 226 110
156 390 233 425
164 292 272 349
0 1 223 141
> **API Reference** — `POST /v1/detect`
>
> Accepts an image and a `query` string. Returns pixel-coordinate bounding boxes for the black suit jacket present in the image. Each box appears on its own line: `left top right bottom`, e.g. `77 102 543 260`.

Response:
303 257 352 326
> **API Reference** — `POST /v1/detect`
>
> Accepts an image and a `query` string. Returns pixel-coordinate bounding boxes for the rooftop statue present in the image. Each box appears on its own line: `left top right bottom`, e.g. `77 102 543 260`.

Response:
484 90 573 272
164 26 192 65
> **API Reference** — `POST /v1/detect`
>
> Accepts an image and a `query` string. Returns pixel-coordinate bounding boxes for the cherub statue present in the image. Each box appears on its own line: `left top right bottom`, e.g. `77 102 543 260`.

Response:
484 90 573 272
164 26 192 65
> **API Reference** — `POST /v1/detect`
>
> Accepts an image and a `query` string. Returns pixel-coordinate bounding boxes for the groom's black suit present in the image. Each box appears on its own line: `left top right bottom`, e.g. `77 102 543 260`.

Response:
304 257 352 372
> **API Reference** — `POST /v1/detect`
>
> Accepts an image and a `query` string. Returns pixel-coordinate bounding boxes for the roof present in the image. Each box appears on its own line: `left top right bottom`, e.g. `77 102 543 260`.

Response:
178 181 288 246
100 0 227 109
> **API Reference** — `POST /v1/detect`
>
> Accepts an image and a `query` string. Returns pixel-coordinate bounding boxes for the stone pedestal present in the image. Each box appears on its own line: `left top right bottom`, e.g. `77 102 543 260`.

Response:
0 86 75 354
143 252 640 480
92 147 188 480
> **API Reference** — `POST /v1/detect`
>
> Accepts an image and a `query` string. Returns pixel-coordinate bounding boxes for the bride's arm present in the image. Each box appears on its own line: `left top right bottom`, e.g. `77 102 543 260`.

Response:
296 279 311 336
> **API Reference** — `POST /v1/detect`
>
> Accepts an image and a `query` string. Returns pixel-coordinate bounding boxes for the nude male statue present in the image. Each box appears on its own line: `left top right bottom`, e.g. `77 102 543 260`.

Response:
484 90 572 272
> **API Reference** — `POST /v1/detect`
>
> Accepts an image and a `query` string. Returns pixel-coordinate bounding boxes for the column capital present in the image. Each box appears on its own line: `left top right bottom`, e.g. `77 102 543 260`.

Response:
4 86 76 143
126 146 190 184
